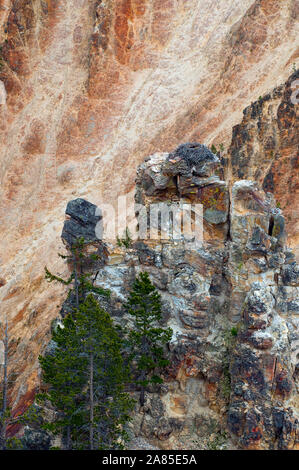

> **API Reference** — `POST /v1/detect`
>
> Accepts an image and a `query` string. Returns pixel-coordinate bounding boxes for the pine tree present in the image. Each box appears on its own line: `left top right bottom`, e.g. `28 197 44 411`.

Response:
74 294 134 450
39 237 131 449
45 236 110 311
124 272 172 406
39 295 134 450
38 314 86 449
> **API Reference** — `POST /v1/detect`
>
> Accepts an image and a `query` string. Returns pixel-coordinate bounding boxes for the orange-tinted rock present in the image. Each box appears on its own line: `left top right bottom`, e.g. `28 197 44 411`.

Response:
0 0 298 448
228 70 299 257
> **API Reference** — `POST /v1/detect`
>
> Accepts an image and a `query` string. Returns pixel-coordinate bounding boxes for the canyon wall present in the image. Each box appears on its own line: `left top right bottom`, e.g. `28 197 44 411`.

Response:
228 69 299 257
0 0 298 441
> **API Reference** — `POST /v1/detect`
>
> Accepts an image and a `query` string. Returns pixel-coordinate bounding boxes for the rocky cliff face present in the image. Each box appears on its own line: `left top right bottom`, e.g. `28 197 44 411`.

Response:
228 69 299 257
52 144 298 450
0 0 298 447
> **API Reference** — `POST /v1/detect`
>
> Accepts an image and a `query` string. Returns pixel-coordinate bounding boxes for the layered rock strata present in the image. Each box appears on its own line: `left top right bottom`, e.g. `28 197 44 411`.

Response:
58 144 298 449
228 69 299 256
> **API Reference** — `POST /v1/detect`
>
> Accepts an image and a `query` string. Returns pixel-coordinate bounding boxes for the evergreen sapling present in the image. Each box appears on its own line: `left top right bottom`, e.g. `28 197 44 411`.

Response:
125 272 172 406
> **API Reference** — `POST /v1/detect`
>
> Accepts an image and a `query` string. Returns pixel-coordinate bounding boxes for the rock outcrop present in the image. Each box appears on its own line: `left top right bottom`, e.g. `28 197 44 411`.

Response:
53 144 298 450
61 198 103 247
228 69 299 257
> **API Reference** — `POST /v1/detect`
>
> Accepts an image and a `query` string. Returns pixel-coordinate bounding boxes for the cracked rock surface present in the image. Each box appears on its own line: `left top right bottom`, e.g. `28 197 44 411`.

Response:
58 145 298 449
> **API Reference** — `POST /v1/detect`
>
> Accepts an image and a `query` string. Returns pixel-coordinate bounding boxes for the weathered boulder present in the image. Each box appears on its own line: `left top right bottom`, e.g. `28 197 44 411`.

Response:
22 427 51 451
61 198 103 247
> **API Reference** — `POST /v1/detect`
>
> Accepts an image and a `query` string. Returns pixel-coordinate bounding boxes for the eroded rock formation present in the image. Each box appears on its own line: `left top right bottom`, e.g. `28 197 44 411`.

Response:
228 69 299 257
53 144 298 449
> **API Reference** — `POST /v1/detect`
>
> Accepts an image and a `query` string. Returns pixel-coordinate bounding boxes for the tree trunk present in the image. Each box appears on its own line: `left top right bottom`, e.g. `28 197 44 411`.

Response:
139 369 146 407
66 424 71 450
140 334 147 407
0 319 8 450
89 352 94 450
140 386 145 407
72 252 79 310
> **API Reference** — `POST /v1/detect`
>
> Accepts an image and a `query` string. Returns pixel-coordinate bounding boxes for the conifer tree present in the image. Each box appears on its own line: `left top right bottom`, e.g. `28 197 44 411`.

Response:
38 314 85 449
45 236 109 311
125 272 172 406
39 295 134 450
74 294 134 450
